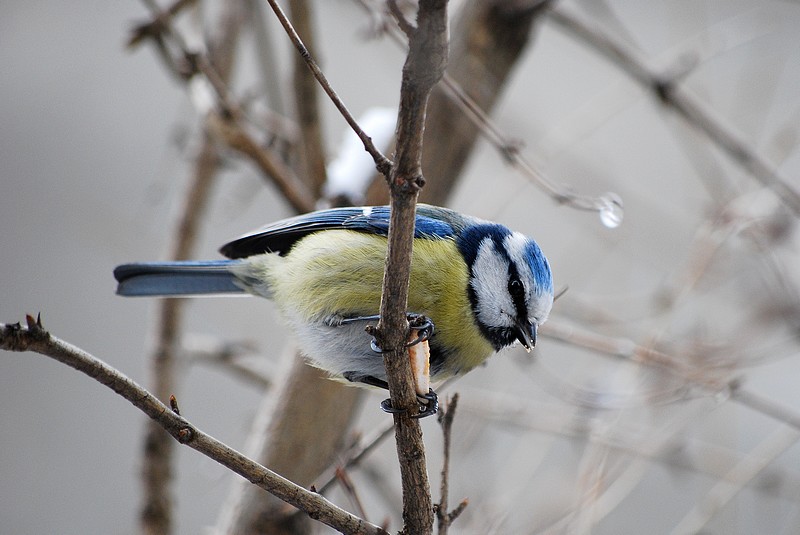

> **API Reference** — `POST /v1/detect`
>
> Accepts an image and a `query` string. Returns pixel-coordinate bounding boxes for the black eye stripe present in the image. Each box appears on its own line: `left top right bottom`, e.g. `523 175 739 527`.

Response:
507 265 528 322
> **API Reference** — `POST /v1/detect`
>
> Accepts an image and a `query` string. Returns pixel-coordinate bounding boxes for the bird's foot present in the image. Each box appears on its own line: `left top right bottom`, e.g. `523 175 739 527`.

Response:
405 313 434 348
366 313 435 353
380 388 439 419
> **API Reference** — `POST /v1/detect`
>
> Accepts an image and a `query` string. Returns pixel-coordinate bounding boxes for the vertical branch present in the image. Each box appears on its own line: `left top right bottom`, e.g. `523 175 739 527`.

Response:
373 1 449 533
289 0 327 197
138 4 245 534
436 394 467 535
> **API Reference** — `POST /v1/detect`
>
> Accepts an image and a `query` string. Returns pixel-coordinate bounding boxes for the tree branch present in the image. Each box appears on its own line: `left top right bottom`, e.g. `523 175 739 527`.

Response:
353 0 619 215
419 0 548 204
289 0 328 198
0 317 388 535
265 0 393 177
546 3 800 217
134 0 316 215
207 112 316 213
541 319 800 433
670 425 800 535
372 2 449 534
436 394 467 535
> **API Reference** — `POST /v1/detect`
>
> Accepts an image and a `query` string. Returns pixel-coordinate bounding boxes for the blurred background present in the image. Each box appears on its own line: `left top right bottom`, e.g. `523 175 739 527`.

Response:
3 1 800 533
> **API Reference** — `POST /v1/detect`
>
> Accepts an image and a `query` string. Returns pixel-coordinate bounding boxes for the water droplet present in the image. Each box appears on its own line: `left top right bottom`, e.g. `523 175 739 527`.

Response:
599 192 624 228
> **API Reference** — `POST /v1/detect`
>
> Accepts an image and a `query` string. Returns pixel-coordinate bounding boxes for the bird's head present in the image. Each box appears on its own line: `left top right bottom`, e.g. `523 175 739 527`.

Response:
458 223 553 352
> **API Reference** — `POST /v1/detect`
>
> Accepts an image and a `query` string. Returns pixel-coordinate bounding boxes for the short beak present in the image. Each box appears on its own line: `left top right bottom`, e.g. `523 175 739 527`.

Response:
514 320 537 353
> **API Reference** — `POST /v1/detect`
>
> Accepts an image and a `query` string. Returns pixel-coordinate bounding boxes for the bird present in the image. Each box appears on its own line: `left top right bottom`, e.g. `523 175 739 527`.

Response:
114 204 554 417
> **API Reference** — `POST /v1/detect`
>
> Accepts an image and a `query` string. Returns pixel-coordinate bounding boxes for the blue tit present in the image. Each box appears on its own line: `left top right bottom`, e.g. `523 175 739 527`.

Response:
114 204 553 416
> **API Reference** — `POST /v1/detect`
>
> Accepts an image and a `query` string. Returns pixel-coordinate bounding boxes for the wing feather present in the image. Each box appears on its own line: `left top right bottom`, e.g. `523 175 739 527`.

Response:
220 204 464 259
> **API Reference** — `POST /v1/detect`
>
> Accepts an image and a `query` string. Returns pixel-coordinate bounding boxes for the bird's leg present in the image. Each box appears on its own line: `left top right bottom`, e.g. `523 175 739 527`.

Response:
338 313 438 417
342 316 438 418
327 312 434 352
335 314 382 325
342 372 390 390
324 314 381 327
342 372 439 418
383 386 439 419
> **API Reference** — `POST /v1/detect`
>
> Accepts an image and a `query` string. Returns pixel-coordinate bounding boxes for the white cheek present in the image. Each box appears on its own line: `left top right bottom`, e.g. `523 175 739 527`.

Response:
471 239 514 328
504 232 534 291
504 232 553 323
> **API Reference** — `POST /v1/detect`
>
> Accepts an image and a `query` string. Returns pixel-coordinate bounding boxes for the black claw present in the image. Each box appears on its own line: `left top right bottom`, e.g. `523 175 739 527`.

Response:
410 389 439 419
380 390 439 418
380 398 406 414
406 313 434 348
362 313 434 352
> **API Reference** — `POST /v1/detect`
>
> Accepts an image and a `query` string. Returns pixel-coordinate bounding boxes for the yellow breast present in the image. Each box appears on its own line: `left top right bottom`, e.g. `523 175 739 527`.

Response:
256 230 493 376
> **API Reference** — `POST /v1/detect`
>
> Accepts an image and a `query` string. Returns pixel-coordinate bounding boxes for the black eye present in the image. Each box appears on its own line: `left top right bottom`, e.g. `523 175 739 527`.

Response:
508 278 525 299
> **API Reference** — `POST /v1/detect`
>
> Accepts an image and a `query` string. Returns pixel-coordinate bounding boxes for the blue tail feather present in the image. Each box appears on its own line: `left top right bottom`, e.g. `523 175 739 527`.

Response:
114 260 245 297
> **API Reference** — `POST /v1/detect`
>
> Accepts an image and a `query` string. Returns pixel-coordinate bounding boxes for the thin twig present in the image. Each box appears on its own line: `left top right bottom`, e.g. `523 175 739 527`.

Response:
353 0 617 214
207 112 316 213
182 338 272 390
316 423 396 495
546 3 800 217
541 320 800 433
0 317 388 535
526 396 713 534
437 74 615 212
136 0 316 214
265 0 394 177
128 0 197 49
436 394 468 535
458 389 800 499
669 426 800 535
335 466 370 522
730 386 800 433
137 0 240 116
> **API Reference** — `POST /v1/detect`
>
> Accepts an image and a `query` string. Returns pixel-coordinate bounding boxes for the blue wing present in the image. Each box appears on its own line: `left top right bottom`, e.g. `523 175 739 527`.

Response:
220 204 466 259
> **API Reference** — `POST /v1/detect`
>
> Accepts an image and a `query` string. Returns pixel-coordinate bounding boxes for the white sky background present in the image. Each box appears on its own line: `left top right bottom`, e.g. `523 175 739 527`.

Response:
2 1 800 533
